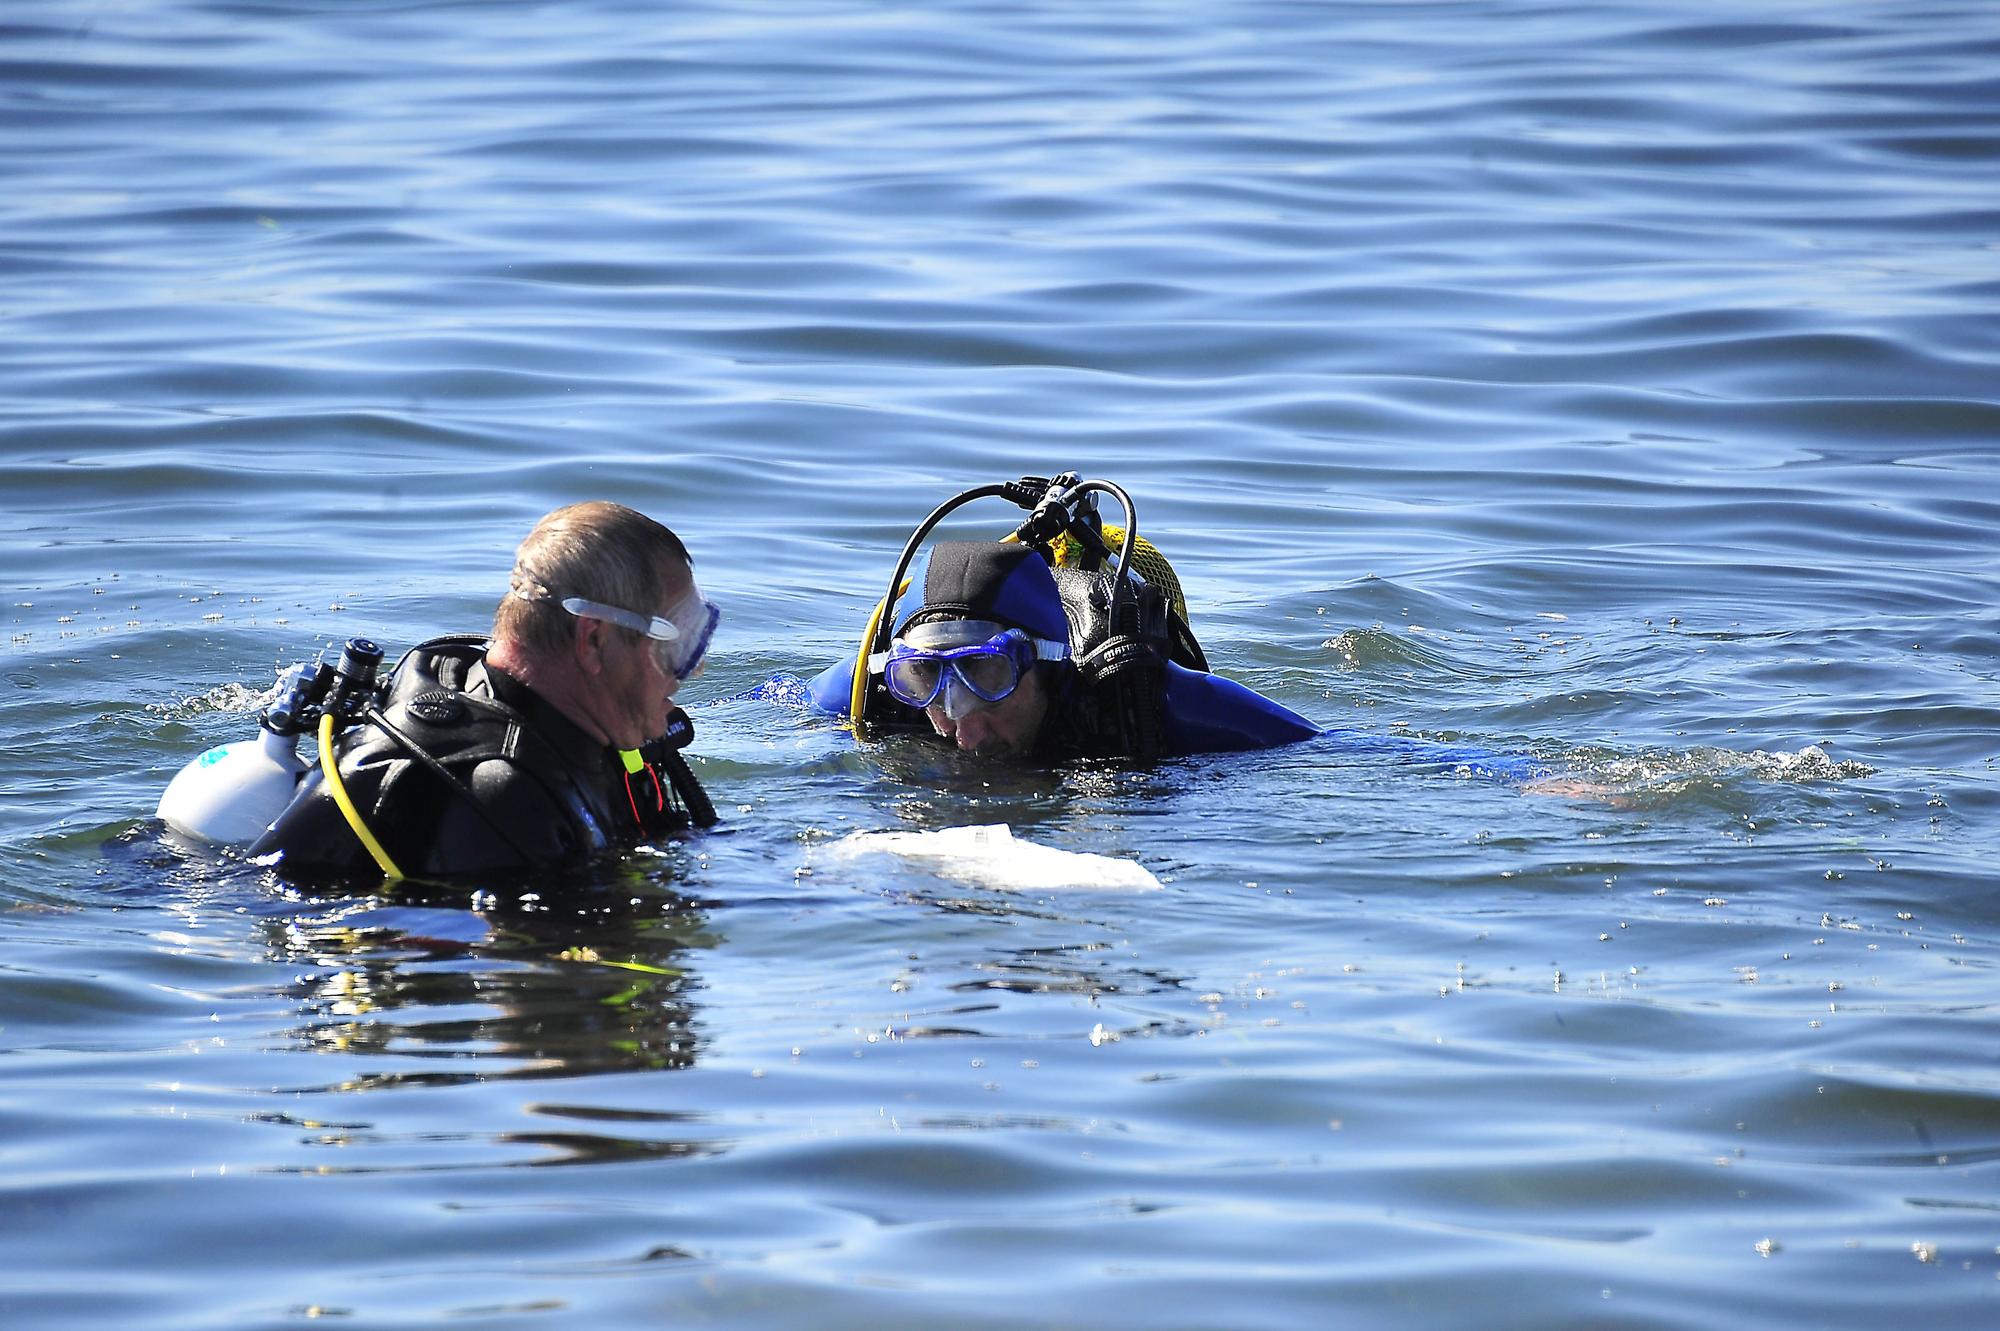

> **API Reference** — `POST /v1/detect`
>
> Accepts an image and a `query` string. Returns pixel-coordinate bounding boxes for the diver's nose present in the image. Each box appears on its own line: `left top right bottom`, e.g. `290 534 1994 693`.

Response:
936 670 983 721
948 709 992 750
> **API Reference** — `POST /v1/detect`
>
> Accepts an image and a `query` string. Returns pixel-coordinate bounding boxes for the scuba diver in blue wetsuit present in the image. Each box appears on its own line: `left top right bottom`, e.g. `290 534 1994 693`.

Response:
808 534 1318 759
807 472 1312 761
799 473 1549 780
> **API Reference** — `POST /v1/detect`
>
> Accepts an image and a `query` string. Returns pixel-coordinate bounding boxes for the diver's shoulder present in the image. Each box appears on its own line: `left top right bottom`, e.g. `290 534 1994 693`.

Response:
1160 662 1321 754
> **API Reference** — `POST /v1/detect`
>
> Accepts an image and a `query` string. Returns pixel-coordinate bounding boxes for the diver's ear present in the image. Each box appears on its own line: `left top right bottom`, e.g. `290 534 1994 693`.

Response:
571 614 610 677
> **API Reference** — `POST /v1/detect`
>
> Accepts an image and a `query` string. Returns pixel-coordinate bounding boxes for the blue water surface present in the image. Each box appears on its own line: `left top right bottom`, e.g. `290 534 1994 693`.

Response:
3 1 1998 1327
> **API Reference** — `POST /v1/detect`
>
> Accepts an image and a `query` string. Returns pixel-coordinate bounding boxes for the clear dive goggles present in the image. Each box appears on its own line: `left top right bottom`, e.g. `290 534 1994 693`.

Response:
553 585 720 681
874 619 1067 717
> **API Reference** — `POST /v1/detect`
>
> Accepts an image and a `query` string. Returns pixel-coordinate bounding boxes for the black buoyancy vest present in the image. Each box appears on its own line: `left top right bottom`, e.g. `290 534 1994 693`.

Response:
267 636 713 876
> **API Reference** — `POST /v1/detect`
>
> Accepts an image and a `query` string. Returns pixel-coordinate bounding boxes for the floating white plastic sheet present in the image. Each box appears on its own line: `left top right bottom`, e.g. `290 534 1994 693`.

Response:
829 823 1162 893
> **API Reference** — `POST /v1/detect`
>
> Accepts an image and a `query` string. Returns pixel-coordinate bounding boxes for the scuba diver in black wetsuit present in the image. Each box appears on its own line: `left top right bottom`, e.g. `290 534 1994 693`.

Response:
803 473 1324 762
158 502 721 880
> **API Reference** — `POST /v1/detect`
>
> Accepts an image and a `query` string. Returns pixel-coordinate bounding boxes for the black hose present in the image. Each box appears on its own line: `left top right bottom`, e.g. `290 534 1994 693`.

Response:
866 482 1025 674
1071 479 1139 587
656 749 718 829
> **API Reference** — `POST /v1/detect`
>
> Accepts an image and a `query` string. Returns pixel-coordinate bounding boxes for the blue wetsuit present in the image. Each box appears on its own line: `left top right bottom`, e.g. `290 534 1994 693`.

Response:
785 653 1543 777
800 651 1320 758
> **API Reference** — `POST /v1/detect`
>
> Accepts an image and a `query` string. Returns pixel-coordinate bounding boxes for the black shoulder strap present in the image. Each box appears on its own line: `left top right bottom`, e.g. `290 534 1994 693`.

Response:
360 702 553 868
354 636 592 867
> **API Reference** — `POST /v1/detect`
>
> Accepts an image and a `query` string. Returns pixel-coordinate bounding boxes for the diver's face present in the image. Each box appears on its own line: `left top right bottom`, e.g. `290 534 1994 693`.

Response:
596 566 693 749
926 664 1048 758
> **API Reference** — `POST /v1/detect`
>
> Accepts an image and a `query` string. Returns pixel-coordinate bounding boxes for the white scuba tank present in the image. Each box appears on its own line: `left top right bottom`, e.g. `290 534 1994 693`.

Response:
156 723 309 847
156 640 384 849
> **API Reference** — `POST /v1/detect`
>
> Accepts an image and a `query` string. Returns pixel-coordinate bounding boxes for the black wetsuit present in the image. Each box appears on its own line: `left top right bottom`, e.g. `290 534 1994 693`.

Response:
251 635 712 880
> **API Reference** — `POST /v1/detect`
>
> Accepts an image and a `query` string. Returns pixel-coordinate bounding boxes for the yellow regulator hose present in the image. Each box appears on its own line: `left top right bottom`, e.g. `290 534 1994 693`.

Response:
318 711 404 880
848 578 912 728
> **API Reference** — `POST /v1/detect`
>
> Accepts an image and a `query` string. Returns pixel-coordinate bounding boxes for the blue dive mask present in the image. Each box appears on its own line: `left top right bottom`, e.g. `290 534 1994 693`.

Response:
877 620 1067 716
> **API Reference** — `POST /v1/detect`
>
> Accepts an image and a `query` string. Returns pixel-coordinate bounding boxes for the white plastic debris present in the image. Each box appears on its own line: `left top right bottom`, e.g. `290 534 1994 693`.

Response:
828 823 1162 893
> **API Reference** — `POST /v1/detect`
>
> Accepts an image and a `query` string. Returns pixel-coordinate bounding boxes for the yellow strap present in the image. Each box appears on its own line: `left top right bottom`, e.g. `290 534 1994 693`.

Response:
618 747 646 774
847 577 911 728
318 711 404 880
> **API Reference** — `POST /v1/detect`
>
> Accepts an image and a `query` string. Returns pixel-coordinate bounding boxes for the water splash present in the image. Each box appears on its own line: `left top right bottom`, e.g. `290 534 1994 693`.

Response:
1578 741 1873 792
147 678 279 722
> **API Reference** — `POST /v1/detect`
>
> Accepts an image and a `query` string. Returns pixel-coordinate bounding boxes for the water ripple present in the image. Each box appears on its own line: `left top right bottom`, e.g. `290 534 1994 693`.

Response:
5 0 2000 1325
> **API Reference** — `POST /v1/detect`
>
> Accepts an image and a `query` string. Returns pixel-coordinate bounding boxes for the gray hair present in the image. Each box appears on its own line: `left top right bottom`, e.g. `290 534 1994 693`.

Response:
492 501 692 657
